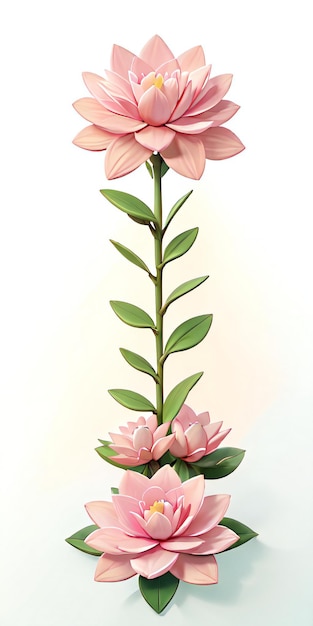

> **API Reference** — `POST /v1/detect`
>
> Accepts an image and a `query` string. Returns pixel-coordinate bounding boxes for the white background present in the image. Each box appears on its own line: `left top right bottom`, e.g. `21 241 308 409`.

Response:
1 1 313 624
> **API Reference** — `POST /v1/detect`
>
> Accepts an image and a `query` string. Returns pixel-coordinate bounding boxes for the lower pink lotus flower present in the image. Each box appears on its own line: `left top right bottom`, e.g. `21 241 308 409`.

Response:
108 413 175 466
169 404 230 463
85 465 238 584
73 35 244 179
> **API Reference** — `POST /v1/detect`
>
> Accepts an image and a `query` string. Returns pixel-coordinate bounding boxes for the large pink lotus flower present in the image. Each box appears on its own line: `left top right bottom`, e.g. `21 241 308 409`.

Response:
73 35 244 180
108 413 175 467
85 465 238 584
169 404 230 463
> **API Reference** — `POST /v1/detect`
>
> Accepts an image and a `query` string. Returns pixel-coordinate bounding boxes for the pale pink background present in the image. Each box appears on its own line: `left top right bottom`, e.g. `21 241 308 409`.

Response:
1 1 312 624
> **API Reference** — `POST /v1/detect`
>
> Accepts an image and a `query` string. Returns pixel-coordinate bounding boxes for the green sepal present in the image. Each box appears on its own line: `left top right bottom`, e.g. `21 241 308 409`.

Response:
110 301 156 329
110 240 151 274
139 572 179 614
163 372 203 423
100 189 157 224
163 314 213 360
145 161 153 178
161 228 198 267
96 442 148 472
65 525 101 556
108 389 156 412
120 348 158 381
192 447 245 478
164 190 193 231
158 450 176 466
111 487 119 494
160 160 169 177
219 517 258 550
161 275 209 314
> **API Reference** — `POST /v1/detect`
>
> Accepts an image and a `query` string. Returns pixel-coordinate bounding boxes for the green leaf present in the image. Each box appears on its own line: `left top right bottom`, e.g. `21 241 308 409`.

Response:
145 161 153 178
164 190 193 230
96 442 148 472
65 525 101 556
120 348 158 380
163 314 213 359
219 517 258 550
193 447 245 478
160 159 169 177
163 372 203 423
110 301 155 329
110 240 151 274
111 487 119 494
108 389 156 412
162 228 198 266
100 189 157 224
173 459 190 482
162 275 209 313
139 573 179 613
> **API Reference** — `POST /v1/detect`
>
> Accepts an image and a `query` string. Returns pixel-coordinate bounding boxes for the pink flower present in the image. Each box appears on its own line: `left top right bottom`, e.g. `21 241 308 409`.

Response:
73 35 244 180
108 414 175 467
85 465 238 584
169 404 230 463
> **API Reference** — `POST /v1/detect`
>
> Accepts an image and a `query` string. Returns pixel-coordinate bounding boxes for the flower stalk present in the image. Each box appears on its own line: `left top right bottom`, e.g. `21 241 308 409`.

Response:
151 153 164 426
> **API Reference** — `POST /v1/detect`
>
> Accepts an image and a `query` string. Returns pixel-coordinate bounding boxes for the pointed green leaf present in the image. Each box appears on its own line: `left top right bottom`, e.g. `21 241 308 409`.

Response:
100 189 157 224
110 240 151 274
108 389 156 412
219 517 258 550
162 275 209 313
110 301 155 329
139 573 179 614
173 459 190 482
164 314 213 359
163 372 203 423
161 159 169 177
120 348 157 380
65 525 101 556
162 228 198 266
145 161 153 178
164 190 193 230
193 447 245 478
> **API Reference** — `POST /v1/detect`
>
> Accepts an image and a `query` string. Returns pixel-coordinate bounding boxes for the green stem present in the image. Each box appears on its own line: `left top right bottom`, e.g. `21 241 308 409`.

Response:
151 153 163 425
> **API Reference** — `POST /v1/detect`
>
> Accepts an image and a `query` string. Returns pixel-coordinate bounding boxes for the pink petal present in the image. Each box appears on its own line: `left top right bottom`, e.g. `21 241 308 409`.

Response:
117 535 159 554
162 77 179 114
202 127 245 160
105 134 151 179
161 536 204 552
73 98 146 133
119 468 149 499
188 74 233 115
112 494 142 531
85 527 130 554
142 486 166 507
185 423 207 454
188 65 212 102
133 426 153 451
139 35 175 70
170 420 188 458
181 475 205 517
135 125 175 152
187 494 231 536
109 431 132 445
103 69 136 101
169 80 193 121
170 553 218 585
149 465 182 492
110 44 135 79
109 445 137 458
166 117 213 134
206 428 231 453
85 500 118 528
203 421 223 440
151 434 176 460
72 125 115 150
197 411 210 426
183 448 207 463
161 134 206 179
95 554 136 582
204 99 240 126
138 87 171 126
177 46 206 72
146 413 157 432
153 421 170 440
130 546 179 579
175 405 197 429
138 448 153 462
109 454 147 467
145 512 173 540
190 525 239 554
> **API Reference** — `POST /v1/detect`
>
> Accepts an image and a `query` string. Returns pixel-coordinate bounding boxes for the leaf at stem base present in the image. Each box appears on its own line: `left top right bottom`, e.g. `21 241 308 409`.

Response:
139 572 179 613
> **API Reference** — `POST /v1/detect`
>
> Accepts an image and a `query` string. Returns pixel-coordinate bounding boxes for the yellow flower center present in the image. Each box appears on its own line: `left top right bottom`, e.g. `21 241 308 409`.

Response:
153 74 163 89
149 500 164 514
